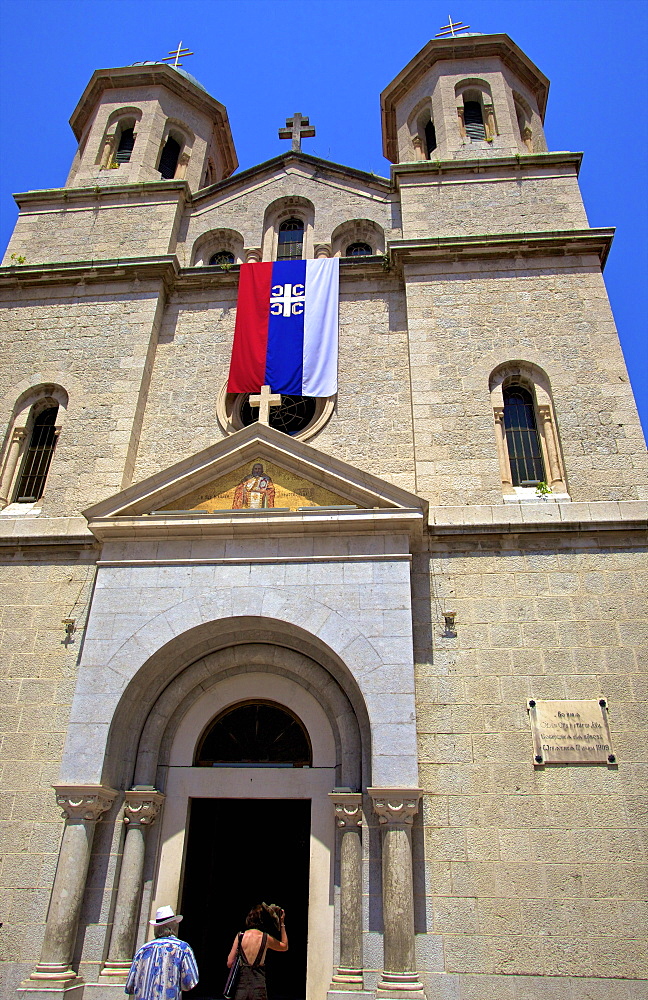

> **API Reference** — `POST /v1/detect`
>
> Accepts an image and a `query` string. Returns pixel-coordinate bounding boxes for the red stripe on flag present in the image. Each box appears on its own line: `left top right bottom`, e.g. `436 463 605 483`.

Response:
227 262 273 392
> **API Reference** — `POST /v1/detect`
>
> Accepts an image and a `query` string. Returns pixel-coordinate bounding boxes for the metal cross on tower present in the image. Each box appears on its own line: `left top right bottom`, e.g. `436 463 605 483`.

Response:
161 42 194 68
435 16 471 37
279 113 316 152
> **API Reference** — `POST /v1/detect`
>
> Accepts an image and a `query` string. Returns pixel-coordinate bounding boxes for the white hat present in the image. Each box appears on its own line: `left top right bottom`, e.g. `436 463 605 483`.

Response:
150 905 183 927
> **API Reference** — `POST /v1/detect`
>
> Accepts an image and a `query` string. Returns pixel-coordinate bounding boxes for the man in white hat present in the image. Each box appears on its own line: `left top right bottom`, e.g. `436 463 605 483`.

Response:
125 905 199 999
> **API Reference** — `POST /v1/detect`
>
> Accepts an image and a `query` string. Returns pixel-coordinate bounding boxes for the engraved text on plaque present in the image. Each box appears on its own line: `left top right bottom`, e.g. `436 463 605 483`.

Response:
527 698 615 765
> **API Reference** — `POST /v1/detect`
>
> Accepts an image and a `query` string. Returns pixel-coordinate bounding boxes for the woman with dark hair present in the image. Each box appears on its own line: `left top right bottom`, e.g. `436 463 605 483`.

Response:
226 903 288 1000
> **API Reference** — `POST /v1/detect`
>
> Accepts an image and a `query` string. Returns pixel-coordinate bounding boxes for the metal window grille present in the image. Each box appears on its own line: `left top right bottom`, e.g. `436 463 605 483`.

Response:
15 406 59 502
503 386 545 486
240 394 316 435
464 100 486 141
209 250 235 267
277 218 304 260
158 136 181 179
196 701 312 766
115 127 135 164
345 242 372 256
425 119 437 156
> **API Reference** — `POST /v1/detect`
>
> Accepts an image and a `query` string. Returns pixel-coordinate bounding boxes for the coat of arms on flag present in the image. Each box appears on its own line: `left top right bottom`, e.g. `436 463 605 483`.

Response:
227 258 339 398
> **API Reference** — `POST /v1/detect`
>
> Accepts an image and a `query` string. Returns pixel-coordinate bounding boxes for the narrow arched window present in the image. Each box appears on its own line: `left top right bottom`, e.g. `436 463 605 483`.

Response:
195 701 312 767
345 242 372 256
277 218 304 260
115 126 135 163
209 250 235 267
503 386 545 486
15 406 59 502
159 136 181 179
425 119 437 156
464 100 486 140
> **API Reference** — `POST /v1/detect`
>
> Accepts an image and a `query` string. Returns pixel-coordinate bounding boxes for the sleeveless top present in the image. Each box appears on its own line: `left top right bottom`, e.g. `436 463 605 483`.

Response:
233 931 268 1000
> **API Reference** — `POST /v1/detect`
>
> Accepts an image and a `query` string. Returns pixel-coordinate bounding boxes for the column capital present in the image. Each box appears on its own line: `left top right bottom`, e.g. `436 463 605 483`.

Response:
368 788 422 826
329 790 363 828
53 783 117 822
314 243 332 258
124 787 165 826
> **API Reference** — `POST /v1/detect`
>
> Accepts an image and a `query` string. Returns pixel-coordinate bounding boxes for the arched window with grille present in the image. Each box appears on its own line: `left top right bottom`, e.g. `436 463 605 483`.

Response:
115 126 135 164
424 119 437 156
345 242 372 257
209 250 235 268
277 218 304 260
14 405 60 503
502 385 546 486
463 100 486 141
158 135 181 179
195 701 312 767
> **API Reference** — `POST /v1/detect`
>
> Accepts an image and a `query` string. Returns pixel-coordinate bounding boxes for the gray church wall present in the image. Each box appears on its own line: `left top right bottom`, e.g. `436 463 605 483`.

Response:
0 537 97 996
412 527 648 986
131 271 416 493
396 162 588 240
180 166 396 266
403 255 648 505
3 185 186 266
0 280 165 514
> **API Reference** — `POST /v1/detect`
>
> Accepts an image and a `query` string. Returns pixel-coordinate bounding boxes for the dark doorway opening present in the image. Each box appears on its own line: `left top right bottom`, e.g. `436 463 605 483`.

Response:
181 798 311 1000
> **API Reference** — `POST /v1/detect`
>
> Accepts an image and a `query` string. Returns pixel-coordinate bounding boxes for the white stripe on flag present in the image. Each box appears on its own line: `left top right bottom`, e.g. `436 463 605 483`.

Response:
302 257 339 396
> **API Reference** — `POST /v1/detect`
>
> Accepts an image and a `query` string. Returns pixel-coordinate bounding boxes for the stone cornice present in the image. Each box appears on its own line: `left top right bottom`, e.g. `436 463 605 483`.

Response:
388 229 614 268
0 255 180 292
86 507 425 544
13 180 189 209
391 151 583 182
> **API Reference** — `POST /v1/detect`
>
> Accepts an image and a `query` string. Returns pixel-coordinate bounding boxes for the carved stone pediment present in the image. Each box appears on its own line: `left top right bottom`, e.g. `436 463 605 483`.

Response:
83 423 427 542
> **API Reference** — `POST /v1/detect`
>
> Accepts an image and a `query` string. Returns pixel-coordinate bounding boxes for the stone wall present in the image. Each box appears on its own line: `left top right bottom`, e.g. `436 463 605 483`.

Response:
3 187 186 265
0 532 97 996
132 271 416 494
0 279 165 514
413 523 648 992
404 255 648 505
396 163 588 240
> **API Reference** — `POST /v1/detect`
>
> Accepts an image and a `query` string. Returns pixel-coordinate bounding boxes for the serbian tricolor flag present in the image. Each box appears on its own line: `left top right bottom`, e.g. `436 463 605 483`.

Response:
227 258 339 396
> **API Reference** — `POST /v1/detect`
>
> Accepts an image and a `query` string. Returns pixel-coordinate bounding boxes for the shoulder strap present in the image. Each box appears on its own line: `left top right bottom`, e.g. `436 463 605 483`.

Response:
252 932 268 967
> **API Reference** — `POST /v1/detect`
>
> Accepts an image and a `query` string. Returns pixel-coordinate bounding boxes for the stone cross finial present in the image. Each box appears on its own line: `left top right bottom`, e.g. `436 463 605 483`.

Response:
279 113 316 152
249 385 281 425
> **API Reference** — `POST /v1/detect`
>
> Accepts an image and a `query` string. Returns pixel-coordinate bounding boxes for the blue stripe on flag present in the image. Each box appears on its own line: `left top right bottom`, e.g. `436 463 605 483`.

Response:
265 260 307 395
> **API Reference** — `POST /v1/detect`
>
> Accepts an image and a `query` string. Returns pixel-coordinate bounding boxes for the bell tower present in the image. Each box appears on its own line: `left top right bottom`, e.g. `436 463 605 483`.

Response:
66 62 237 191
381 32 549 162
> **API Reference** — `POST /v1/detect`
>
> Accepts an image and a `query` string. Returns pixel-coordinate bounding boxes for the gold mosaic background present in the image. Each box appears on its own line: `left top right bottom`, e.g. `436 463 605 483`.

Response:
162 458 350 511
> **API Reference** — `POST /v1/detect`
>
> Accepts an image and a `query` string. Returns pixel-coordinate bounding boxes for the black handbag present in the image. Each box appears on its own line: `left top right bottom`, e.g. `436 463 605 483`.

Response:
223 934 242 1000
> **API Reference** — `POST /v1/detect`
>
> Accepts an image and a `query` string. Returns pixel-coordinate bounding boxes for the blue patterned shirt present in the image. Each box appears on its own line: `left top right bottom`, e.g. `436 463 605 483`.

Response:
125 933 199 999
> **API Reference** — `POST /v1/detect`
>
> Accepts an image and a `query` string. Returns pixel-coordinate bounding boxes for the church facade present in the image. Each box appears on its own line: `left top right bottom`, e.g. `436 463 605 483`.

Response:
0 31 647 1000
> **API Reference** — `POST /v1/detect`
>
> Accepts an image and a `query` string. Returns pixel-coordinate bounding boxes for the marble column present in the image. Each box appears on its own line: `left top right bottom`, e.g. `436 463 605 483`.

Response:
101 788 165 979
368 788 423 998
0 427 26 508
329 791 363 990
27 784 117 986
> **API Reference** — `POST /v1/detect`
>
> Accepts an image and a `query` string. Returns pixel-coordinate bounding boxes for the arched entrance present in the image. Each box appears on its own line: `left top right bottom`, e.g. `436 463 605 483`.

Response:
148 661 349 1000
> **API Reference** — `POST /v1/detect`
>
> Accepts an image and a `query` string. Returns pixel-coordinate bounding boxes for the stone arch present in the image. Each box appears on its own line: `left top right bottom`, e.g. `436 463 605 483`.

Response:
130 641 365 789
262 195 315 260
489 359 568 495
191 227 244 265
331 219 385 257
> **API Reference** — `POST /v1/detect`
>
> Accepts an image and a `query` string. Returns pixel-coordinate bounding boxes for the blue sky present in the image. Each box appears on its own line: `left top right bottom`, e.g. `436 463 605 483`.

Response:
0 0 646 442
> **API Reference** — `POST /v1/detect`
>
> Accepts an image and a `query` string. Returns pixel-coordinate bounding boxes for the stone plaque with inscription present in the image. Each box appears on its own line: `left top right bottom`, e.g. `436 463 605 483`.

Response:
527 699 615 765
